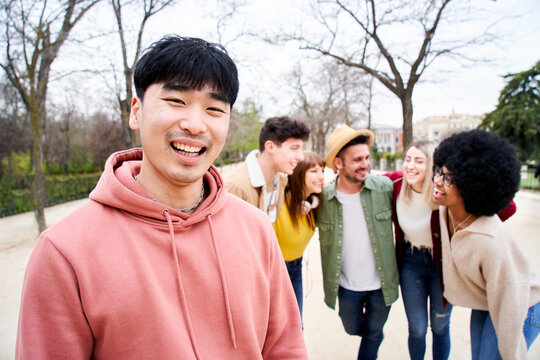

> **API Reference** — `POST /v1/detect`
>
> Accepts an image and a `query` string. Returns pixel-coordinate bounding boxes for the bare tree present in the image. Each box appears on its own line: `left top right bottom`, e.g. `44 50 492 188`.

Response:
0 75 30 178
87 111 125 168
0 0 101 232
213 0 247 46
110 0 175 149
289 59 370 154
222 98 262 163
290 0 497 148
45 104 72 175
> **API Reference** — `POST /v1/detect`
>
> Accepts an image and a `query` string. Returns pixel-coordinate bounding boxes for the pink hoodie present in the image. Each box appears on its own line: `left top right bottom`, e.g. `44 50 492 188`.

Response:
16 148 307 359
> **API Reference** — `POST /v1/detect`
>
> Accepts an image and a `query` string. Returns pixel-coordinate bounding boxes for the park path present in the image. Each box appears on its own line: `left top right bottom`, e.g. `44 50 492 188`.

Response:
1 189 540 359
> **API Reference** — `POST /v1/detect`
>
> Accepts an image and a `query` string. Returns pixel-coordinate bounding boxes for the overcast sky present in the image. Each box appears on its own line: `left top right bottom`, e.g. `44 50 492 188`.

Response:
97 0 540 128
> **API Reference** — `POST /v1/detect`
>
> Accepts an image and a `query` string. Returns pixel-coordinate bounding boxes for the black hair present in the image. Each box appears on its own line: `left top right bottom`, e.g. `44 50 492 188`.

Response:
258 116 310 152
433 129 520 216
134 35 239 107
336 135 371 159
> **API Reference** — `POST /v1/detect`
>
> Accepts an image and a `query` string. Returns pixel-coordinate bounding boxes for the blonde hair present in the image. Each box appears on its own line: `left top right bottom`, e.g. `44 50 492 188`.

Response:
399 140 437 210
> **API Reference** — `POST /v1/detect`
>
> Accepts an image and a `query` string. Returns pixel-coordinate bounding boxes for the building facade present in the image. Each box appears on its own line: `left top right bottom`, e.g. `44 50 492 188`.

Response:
374 127 403 154
413 113 483 144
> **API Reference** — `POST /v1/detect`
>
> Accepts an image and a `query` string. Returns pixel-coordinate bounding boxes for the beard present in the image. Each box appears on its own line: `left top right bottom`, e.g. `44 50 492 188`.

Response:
341 166 367 184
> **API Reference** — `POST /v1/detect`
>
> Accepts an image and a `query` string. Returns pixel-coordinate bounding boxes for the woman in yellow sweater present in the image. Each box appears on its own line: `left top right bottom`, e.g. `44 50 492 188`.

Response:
274 151 325 318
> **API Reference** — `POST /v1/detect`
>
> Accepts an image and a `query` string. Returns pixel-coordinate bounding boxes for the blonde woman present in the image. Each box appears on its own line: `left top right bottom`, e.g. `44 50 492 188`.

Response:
385 140 453 360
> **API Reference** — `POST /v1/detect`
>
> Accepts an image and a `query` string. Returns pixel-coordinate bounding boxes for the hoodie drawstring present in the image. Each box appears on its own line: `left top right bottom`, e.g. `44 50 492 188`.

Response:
163 210 203 360
206 214 237 348
163 209 237 357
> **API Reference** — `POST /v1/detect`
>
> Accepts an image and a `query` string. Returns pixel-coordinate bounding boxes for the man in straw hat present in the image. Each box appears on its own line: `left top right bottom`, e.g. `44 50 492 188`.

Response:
317 125 399 360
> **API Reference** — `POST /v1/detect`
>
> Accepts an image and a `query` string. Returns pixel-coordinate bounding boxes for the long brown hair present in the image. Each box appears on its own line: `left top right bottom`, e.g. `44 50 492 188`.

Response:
286 151 325 227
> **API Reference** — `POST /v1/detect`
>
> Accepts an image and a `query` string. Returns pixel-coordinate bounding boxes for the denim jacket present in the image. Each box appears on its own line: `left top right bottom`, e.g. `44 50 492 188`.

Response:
318 174 399 309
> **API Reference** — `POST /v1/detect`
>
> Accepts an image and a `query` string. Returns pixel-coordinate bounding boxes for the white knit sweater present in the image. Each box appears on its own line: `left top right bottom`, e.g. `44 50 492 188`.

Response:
438 206 540 359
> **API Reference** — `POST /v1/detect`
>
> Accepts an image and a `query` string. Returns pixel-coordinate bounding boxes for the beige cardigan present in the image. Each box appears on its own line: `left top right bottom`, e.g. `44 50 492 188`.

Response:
439 206 540 359
224 161 287 222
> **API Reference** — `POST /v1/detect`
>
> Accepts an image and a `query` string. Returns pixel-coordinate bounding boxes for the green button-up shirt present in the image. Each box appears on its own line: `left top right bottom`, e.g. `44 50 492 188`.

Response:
318 174 399 309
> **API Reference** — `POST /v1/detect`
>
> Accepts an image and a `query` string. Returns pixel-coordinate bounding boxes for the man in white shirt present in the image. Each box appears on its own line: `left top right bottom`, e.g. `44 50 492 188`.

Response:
318 125 398 360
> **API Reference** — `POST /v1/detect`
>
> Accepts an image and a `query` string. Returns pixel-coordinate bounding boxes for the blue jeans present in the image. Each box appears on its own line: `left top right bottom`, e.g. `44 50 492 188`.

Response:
470 301 540 360
338 286 391 360
400 244 452 360
285 257 303 317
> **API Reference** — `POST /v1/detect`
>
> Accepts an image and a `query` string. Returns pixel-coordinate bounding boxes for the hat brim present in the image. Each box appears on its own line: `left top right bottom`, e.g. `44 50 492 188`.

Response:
325 129 374 171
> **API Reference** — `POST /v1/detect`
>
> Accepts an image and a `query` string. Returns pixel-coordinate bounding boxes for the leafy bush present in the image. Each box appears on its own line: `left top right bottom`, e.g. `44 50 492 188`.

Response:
0 172 101 217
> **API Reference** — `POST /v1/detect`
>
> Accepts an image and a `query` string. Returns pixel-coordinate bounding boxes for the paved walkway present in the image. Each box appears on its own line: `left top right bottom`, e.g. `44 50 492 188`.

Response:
1 191 540 359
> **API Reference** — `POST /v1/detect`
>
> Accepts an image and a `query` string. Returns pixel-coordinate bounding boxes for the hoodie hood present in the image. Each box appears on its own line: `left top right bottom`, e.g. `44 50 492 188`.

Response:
90 148 227 226
89 148 237 357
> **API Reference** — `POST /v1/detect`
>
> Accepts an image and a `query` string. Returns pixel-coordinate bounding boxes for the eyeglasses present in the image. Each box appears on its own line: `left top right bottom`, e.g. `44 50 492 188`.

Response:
433 166 454 187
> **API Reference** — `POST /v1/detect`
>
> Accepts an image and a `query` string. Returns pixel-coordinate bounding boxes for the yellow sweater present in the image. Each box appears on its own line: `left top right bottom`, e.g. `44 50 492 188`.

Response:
273 199 315 261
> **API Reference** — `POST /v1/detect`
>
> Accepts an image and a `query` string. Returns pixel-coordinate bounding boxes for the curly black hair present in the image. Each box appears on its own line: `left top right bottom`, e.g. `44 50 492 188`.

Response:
433 129 520 216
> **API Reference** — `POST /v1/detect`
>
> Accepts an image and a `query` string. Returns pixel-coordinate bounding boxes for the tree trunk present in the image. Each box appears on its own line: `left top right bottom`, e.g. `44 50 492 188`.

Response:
120 97 140 148
30 105 47 233
401 95 414 150
120 98 132 148
63 117 70 175
314 130 326 156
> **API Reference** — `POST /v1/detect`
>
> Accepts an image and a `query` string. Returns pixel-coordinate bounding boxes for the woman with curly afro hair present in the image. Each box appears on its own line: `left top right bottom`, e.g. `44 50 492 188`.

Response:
432 129 540 360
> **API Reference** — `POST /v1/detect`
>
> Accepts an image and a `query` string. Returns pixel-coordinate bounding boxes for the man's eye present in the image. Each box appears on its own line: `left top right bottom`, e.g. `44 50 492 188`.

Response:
166 98 185 105
208 107 225 113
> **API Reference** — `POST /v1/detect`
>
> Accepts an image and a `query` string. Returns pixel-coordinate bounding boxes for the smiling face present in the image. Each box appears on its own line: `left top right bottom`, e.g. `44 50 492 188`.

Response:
335 143 370 186
403 146 428 192
129 82 230 187
270 138 305 175
433 166 466 211
304 164 325 195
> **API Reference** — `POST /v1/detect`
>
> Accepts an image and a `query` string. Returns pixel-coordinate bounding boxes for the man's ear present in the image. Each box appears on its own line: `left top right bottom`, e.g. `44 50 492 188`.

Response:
334 156 343 171
264 140 277 154
129 97 142 130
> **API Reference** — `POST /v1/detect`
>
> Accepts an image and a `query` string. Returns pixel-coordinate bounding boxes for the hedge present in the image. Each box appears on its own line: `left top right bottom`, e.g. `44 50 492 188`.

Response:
520 169 540 191
0 173 101 218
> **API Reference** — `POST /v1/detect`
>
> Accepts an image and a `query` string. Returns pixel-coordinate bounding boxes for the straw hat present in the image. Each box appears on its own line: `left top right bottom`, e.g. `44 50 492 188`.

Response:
325 125 374 170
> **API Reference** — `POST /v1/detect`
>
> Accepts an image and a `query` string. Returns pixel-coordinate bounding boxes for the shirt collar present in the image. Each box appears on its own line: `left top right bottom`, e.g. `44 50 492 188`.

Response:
440 206 498 238
465 214 499 237
245 150 266 187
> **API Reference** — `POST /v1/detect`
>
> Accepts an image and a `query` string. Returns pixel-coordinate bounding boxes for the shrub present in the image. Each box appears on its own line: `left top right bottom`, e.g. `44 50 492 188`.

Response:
0 172 101 217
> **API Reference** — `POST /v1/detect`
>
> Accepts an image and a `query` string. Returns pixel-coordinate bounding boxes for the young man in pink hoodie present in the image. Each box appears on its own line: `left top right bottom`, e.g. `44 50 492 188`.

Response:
16 36 307 360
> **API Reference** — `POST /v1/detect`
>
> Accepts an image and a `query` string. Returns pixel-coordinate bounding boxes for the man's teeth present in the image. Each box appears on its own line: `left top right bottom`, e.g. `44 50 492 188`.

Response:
172 142 202 155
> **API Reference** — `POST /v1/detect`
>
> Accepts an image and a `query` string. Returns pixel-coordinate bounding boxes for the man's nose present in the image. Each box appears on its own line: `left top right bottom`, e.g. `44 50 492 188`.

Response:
179 110 207 134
